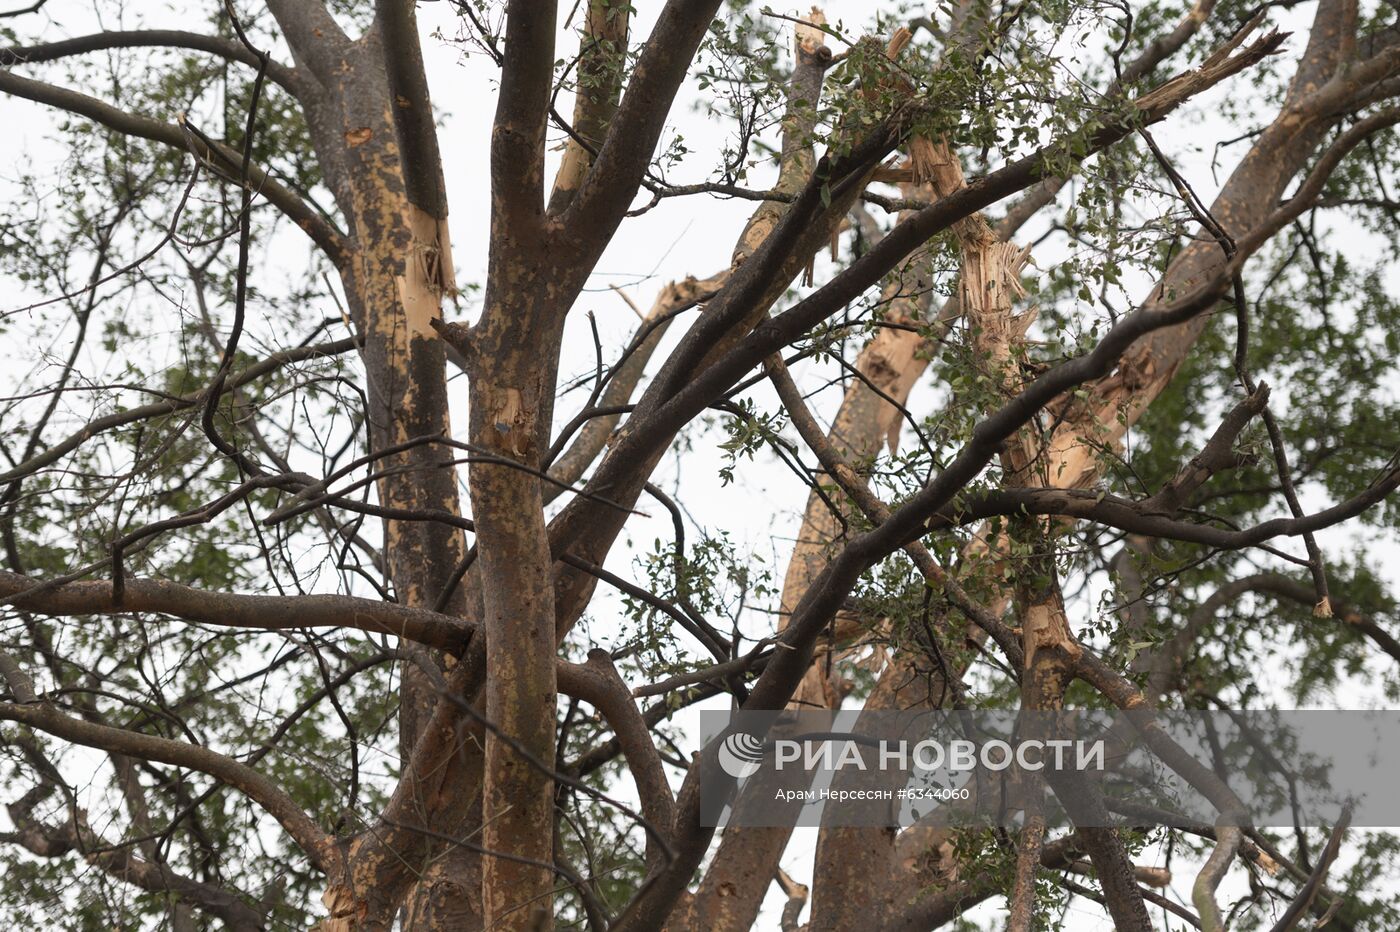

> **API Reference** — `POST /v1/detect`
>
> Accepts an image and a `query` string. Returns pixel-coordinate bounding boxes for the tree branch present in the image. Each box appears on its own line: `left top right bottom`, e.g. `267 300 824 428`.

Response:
0 29 299 92
376 0 449 218
265 0 352 85
564 0 723 236
0 69 349 263
491 0 560 232
548 0 632 214
559 649 675 868
0 701 337 872
0 337 357 486
0 570 473 651
2 783 267 932
1268 805 1353 932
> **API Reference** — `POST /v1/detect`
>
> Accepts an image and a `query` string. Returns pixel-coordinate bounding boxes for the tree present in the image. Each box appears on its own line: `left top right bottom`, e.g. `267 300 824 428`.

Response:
2 0 1400 928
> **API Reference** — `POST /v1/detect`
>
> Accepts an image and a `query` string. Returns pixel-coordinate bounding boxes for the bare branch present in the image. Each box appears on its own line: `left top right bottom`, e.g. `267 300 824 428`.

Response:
0 700 337 872
548 0 632 214
560 649 675 868
0 29 299 92
491 0 561 231
1268 805 1353 932
0 69 349 263
0 337 357 487
0 569 473 650
564 0 723 236
376 0 450 218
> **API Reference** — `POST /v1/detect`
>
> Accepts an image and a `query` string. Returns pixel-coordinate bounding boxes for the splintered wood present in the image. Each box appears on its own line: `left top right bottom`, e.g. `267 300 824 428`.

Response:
913 135 1079 668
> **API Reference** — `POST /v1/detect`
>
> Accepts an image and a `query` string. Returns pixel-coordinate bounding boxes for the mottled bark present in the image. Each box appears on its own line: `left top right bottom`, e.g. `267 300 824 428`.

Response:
272 13 476 929
548 0 631 215
466 4 566 926
4 0 1395 928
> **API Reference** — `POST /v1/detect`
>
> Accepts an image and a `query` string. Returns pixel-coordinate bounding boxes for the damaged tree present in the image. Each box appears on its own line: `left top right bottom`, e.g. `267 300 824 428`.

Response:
3 0 1400 929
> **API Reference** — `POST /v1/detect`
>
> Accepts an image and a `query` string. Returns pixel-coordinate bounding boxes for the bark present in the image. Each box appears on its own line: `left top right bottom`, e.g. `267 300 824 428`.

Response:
1047 0 1368 491
325 4 730 920
274 14 476 929
3 2 1395 929
468 4 565 926
548 0 631 215
679 19 914 931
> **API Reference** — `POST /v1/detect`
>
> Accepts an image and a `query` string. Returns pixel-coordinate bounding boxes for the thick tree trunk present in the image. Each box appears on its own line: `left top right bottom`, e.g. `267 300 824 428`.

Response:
293 26 478 930
467 293 567 929
279 4 1372 929
842 6 1363 926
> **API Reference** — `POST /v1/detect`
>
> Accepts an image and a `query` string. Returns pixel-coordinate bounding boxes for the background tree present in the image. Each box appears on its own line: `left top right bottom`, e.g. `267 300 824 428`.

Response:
2 0 1400 929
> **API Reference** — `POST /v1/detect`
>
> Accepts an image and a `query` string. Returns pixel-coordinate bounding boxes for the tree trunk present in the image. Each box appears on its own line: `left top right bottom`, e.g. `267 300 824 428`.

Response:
295 27 478 931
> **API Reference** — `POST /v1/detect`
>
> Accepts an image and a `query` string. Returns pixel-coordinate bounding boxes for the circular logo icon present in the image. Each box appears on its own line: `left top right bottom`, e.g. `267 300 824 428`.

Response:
717 731 765 779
